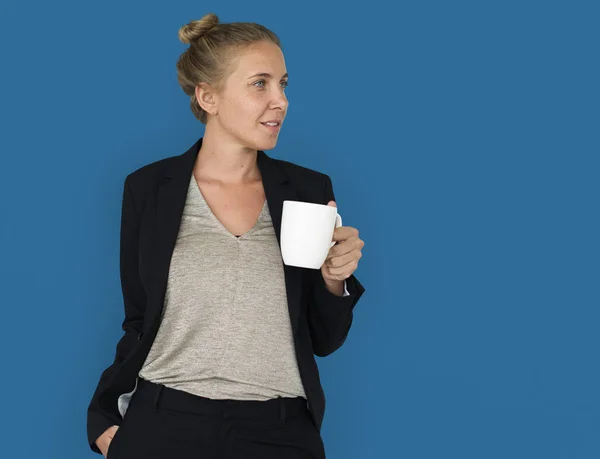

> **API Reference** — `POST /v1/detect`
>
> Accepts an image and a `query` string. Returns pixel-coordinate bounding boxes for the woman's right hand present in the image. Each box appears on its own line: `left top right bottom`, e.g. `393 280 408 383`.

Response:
95 425 119 458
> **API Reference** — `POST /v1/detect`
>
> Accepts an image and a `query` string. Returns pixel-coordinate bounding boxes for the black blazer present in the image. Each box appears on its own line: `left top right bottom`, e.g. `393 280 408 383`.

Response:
86 136 366 453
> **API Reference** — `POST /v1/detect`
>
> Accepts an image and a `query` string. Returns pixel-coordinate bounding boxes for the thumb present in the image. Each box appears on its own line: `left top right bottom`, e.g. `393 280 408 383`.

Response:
326 200 336 208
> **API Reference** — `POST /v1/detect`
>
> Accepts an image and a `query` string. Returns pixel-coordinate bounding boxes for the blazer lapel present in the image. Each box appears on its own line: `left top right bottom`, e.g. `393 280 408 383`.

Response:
144 137 305 339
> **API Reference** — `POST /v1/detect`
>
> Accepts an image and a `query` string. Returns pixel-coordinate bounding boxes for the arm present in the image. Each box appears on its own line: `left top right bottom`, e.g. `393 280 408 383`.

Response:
306 175 366 357
87 175 146 454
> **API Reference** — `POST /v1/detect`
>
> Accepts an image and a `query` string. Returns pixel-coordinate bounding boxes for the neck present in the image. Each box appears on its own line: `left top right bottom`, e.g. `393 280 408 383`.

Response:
194 128 261 185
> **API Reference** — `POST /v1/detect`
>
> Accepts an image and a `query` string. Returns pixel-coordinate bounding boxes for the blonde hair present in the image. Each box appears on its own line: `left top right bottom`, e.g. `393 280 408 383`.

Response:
176 13 282 124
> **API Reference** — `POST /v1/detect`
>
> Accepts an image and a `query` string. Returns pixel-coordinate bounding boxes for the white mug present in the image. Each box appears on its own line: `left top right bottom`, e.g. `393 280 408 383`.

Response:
280 200 342 269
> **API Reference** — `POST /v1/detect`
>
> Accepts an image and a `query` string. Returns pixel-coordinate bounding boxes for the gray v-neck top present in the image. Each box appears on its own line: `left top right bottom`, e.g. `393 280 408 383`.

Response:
137 174 306 401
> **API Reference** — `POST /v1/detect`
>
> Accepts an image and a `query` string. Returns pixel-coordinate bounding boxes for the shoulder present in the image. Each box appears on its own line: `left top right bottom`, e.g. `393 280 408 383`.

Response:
125 155 176 187
120 148 335 208
124 148 332 186
270 156 336 203
119 152 180 214
271 156 332 188
123 147 187 197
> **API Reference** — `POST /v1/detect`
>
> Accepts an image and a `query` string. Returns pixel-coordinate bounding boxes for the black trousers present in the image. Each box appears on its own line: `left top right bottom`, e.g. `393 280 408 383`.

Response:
106 377 326 459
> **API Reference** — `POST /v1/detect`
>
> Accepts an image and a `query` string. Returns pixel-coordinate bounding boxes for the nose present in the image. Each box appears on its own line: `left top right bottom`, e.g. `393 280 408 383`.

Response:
271 87 288 111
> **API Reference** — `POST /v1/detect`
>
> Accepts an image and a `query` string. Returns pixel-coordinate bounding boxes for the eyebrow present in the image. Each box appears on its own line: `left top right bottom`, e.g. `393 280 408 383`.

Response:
248 72 289 80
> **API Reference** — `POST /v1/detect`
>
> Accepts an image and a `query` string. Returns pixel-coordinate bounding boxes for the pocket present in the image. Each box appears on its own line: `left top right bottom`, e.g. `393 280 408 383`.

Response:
106 404 135 459
105 426 122 459
299 409 326 459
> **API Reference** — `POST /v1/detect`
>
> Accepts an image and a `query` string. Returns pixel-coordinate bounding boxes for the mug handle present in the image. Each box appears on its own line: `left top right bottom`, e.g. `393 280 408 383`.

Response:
330 213 343 248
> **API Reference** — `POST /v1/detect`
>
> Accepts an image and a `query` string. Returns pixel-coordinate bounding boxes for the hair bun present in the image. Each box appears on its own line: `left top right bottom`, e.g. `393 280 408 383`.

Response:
178 13 219 44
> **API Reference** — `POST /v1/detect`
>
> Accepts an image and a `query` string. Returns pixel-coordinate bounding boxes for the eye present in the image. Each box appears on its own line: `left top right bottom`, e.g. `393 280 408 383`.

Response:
253 80 289 89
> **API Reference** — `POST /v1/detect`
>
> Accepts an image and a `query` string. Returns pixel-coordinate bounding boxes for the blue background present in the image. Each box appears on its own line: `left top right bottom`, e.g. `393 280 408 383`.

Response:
0 1 598 458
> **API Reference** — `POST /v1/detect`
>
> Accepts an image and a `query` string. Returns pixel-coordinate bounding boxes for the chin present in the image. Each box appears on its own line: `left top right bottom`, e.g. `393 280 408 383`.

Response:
254 137 279 151
258 142 278 151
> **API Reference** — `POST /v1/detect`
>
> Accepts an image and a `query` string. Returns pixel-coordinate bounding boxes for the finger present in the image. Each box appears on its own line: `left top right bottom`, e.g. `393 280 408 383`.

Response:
328 237 364 259
326 249 362 269
332 226 359 242
324 259 359 278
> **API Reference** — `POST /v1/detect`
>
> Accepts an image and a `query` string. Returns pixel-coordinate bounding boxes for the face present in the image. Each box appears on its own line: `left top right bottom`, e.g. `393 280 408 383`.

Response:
197 40 289 151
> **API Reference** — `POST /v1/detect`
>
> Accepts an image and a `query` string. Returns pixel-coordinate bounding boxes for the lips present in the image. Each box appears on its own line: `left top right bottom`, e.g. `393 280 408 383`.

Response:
261 122 281 133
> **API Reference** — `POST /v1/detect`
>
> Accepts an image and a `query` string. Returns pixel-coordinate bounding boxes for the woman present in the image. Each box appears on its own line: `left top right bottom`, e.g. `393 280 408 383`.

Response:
88 13 366 459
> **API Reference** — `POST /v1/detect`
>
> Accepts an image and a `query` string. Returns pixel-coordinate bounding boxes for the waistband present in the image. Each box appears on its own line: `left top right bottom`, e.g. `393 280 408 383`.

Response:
134 377 308 423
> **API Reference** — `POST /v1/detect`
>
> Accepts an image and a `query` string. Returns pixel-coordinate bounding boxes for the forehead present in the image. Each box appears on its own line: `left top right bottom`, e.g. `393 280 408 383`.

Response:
231 41 286 76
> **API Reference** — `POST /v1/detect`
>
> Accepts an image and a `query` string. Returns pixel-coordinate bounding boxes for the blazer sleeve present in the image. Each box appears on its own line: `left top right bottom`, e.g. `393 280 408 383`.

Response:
306 174 366 357
86 175 147 454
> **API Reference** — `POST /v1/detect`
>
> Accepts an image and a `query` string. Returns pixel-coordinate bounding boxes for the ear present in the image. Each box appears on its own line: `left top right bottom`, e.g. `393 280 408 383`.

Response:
195 82 218 116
